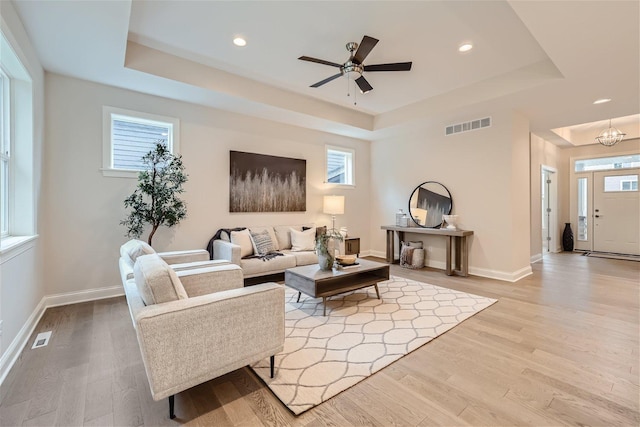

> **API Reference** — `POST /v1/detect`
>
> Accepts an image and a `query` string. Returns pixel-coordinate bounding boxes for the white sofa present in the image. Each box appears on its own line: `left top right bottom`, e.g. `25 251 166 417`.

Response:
213 225 320 278
119 243 285 419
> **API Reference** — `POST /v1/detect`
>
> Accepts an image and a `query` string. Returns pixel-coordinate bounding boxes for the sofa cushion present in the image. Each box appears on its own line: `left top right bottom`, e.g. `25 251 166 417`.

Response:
290 227 315 251
231 229 254 258
134 254 188 305
282 250 318 266
121 239 155 262
241 255 296 277
249 227 280 251
274 225 300 250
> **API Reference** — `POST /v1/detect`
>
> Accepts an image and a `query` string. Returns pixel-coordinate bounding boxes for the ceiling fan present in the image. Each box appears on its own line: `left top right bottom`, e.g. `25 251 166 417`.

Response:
298 35 412 94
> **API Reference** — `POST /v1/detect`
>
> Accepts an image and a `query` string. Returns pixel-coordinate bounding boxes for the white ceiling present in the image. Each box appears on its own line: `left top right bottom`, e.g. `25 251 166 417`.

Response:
10 0 640 144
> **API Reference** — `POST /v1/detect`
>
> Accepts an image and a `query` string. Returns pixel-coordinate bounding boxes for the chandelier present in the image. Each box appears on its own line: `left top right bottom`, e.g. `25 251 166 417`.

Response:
596 119 626 146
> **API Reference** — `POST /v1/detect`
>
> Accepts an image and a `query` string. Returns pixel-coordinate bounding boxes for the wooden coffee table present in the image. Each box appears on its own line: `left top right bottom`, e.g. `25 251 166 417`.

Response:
284 259 390 316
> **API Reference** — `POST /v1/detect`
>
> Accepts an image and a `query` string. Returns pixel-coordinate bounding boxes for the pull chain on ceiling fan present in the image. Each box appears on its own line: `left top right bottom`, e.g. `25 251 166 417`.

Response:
298 35 412 104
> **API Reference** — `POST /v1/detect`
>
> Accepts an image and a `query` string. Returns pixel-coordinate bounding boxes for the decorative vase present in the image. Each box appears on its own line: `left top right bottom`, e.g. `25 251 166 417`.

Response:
317 253 334 271
562 223 574 251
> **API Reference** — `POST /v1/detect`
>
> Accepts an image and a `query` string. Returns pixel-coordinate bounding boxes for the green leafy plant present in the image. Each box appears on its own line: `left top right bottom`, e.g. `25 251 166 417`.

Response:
315 230 344 256
120 142 188 246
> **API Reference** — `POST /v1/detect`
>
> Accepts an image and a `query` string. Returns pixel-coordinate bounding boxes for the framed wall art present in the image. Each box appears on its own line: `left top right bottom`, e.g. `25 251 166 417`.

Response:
229 151 306 212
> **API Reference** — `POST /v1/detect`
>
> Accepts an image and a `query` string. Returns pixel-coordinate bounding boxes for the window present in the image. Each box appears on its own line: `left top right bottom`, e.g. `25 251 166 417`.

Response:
0 69 8 237
0 30 35 249
603 174 638 192
102 106 180 177
577 177 588 241
325 145 355 186
575 155 640 172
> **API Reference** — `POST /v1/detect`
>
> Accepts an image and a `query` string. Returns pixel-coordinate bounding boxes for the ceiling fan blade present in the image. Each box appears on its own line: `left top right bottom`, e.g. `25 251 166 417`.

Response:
310 72 343 88
353 35 379 64
355 76 373 93
298 56 342 68
364 62 412 72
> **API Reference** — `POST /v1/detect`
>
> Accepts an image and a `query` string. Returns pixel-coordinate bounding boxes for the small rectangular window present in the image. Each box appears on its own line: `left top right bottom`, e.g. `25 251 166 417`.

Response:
604 175 638 192
325 145 355 186
102 106 180 178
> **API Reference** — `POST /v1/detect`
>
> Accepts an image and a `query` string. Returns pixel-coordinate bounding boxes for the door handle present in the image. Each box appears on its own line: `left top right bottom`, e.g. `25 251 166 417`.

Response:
595 215 603 218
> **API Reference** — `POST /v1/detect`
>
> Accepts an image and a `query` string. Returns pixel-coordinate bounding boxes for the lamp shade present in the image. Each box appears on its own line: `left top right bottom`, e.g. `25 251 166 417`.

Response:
323 195 344 215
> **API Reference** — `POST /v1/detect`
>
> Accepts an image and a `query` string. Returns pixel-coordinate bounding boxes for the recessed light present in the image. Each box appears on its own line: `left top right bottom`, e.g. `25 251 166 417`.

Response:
593 98 611 104
233 37 247 47
458 43 473 53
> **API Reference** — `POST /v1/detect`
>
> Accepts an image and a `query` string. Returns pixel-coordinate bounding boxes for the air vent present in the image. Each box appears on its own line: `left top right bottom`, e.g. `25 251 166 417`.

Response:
32 331 52 349
445 117 491 136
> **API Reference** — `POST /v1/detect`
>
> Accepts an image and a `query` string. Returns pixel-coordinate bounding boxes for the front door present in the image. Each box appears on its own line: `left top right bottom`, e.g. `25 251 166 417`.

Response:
593 169 640 255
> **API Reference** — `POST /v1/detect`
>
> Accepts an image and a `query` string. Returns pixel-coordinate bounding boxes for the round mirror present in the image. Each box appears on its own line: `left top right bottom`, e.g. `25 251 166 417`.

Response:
408 181 452 228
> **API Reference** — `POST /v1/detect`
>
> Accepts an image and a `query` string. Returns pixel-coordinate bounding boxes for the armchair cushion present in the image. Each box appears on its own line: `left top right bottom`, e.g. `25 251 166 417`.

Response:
134 254 188 305
121 239 154 262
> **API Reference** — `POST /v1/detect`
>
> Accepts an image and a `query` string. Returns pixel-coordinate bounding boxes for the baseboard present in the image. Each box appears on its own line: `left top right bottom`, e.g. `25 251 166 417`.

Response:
530 253 543 263
45 285 124 308
367 250 386 259
470 265 533 282
0 297 46 386
0 285 124 386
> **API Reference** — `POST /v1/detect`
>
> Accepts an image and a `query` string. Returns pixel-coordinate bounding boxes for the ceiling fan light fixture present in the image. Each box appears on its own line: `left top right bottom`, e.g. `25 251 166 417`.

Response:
596 119 626 146
233 37 247 47
458 43 473 53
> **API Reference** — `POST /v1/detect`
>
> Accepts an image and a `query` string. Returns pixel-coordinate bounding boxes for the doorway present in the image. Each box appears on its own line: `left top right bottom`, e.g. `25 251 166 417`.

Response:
541 166 558 254
593 168 640 255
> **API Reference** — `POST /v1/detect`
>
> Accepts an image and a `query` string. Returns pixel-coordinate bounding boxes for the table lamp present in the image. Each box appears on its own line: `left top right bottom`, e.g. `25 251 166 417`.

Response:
323 195 344 232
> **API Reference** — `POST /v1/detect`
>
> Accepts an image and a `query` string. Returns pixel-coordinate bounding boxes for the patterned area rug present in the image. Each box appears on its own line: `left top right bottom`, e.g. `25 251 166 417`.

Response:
250 275 497 415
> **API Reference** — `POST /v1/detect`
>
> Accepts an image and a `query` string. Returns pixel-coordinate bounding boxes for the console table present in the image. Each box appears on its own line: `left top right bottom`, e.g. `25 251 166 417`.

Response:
381 225 474 276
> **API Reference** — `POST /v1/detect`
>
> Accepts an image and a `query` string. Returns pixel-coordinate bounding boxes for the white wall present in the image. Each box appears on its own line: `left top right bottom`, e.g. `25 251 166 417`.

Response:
369 110 532 281
44 73 371 295
530 133 568 260
0 0 45 377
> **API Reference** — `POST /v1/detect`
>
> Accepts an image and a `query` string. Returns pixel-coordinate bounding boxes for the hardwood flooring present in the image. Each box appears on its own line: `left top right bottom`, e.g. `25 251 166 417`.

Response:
1 253 638 426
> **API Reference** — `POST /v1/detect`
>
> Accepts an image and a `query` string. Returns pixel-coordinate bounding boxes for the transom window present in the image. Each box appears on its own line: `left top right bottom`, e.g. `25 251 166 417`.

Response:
326 145 355 186
102 106 180 178
575 154 640 172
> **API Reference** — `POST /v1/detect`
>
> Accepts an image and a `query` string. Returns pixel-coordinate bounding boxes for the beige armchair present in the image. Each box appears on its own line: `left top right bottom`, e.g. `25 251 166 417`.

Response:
121 252 285 419
119 239 229 284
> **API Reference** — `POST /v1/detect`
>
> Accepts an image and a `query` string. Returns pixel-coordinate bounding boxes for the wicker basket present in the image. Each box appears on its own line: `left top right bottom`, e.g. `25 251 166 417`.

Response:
400 244 425 269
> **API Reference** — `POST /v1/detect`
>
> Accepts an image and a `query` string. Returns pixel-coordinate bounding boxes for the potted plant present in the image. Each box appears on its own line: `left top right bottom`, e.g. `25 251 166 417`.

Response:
315 230 343 271
121 142 188 246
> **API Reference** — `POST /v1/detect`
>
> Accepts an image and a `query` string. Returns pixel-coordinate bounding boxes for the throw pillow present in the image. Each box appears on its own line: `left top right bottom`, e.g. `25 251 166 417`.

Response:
230 229 254 258
290 227 315 251
249 229 276 256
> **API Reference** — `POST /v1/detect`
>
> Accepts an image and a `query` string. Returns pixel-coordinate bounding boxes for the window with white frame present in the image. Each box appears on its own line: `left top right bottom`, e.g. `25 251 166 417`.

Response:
0 68 9 237
326 145 355 186
0 30 35 247
102 106 180 177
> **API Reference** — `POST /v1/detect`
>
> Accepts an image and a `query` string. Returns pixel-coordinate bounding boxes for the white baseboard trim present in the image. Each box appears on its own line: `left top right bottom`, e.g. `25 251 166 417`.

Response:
45 285 124 308
530 253 543 263
470 265 533 282
0 297 46 386
368 250 386 259
0 285 124 386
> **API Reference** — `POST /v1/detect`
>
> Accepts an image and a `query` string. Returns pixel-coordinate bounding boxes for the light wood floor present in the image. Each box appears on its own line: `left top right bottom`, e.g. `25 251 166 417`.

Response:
1 253 638 426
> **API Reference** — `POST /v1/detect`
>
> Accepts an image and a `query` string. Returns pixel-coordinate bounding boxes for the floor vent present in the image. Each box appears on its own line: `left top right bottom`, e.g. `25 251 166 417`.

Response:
445 117 491 136
32 331 52 349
